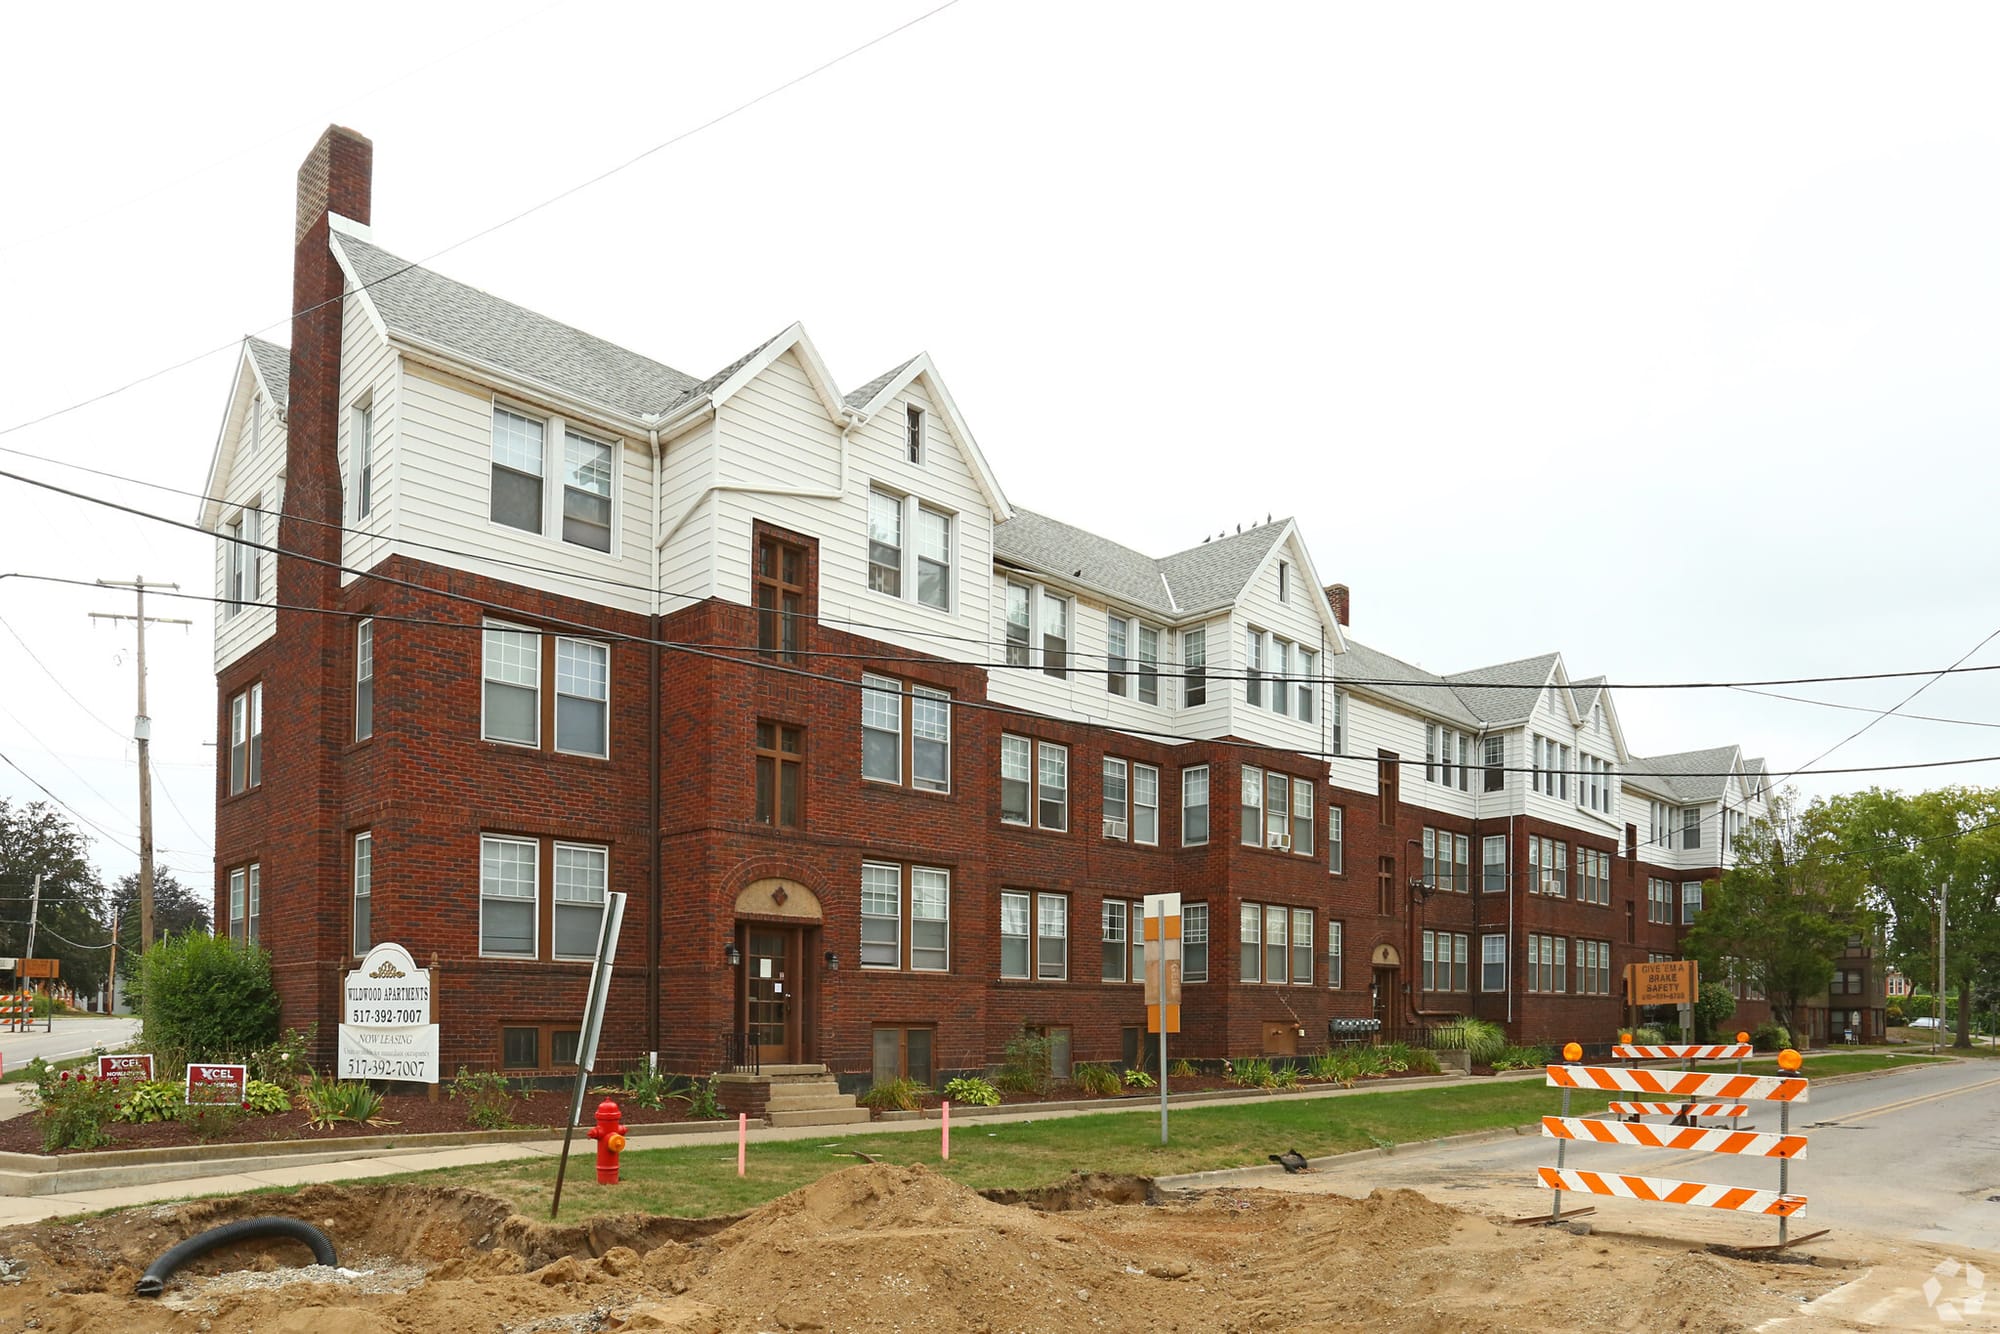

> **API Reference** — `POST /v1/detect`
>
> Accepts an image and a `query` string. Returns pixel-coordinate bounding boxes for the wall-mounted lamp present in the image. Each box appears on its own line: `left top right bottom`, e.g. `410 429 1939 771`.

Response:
724 942 742 969
823 950 839 971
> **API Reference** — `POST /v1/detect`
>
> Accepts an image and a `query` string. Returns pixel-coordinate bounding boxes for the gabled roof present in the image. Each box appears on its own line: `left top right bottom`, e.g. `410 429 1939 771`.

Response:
1158 521 1292 613
246 335 290 411
1335 638 1483 728
686 329 789 401
1443 653 1562 726
1570 676 1605 717
844 358 917 410
330 232 700 419
1624 745 1742 803
993 508 1175 614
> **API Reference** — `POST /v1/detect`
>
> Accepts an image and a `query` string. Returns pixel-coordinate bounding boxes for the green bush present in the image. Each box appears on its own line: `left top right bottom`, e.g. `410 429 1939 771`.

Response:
858 1077 925 1112
243 1079 291 1116
998 1029 1057 1098
1269 1063 1301 1089
1632 1025 1668 1045
113 1080 184 1124
134 931 280 1063
29 1068 122 1151
1431 1018 1508 1064
1376 1042 1441 1075
302 1073 385 1128
941 1075 1001 1106
1229 1057 1276 1089
1071 1063 1122 1097
1121 1067 1155 1089
618 1064 672 1110
450 1067 531 1129
1168 1058 1199 1079
669 1075 723 1120
1750 1022 1792 1052
248 1027 314 1088
1491 1044 1553 1072
1693 982 1738 1041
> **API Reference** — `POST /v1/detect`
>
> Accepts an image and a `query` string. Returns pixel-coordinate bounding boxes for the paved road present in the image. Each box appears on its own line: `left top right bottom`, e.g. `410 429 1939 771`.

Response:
1256 1057 2000 1255
0 1015 141 1072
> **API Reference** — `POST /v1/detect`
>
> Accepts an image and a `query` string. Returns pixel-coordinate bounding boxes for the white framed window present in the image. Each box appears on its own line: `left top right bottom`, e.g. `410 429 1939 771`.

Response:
1132 763 1159 845
1277 560 1291 602
1183 628 1207 707
1000 891 1031 978
351 403 374 521
228 863 262 943
1040 590 1069 679
1245 629 1264 707
351 833 372 956
1483 734 1505 792
1328 805 1344 874
1103 757 1128 839
1136 625 1160 705
1297 647 1316 723
1330 689 1347 755
1290 907 1313 984
1101 898 1128 981
913 869 952 973
1241 765 1264 847
1265 770 1291 847
555 638 609 758
1183 902 1209 982
354 620 375 741
1481 934 1506 992
1681 880 1704 923
1425 724 1471 791
228 866 246 941
1000 735 1066 830
1682 807 1702 850
1107 615 1130 698
482 624 541 747
1182 764 1210 845
490 407 546 535
1269 636 1291 716
915 506 951 610
1037 892 1068 980
552 842 608 960
867 488 903 596
561 430 614 552
480 835 538 958
861 676 949 793
911 686 950 792
862 861 903 968
1327 919 1343 988
228 683 263 794
861 673 902 784
1482 834 1507 892
1038 740 1069 830
1265 904 1288 985
906 404 925 464
1004 582 1032 666
1240 902 1262 982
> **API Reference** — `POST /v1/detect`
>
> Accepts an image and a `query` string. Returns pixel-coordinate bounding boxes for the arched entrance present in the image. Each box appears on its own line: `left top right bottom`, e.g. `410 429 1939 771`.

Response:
1370 943 1402 1031
734 879 824 1066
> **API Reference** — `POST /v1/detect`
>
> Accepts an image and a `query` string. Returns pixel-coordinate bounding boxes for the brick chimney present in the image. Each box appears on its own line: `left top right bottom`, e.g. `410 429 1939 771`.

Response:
1325 583 1350 627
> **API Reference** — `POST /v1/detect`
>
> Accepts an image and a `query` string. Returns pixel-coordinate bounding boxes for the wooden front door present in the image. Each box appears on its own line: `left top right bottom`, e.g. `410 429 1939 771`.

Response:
745 927 797 1064
1373 967 1400 1031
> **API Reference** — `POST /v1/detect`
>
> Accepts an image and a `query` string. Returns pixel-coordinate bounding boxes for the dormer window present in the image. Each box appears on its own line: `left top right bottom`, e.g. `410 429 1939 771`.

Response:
906 406 925 464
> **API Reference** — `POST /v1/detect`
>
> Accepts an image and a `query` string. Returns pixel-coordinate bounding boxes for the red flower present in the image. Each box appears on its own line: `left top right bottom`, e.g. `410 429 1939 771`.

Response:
240 1100 251 1111
58 1071 69 1082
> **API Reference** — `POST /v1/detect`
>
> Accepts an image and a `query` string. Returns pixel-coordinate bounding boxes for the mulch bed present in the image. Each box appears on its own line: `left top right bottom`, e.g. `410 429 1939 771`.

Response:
0 1087 715 1156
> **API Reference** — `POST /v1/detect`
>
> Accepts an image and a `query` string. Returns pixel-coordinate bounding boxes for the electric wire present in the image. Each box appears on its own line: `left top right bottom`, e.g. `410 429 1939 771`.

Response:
0 749 141 857
0 614 130 742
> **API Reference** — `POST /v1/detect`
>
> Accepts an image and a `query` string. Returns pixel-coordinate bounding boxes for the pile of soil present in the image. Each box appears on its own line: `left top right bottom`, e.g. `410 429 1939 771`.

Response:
0 1090 716 1156
0 1164 1847 1332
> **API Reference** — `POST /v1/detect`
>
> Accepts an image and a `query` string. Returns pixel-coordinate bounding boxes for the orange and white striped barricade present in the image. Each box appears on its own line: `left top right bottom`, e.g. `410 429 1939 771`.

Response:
0 992 28 1032
1540 1045 1810 1245
1612 1039 1753 1128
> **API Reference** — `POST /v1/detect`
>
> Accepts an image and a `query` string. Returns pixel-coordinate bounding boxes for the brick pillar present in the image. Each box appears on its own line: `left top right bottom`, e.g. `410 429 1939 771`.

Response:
1324 583 1350 627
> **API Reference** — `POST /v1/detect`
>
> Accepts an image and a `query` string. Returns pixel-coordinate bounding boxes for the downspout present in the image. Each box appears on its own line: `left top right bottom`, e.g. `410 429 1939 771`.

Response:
1507 810 1516 1026
645 418 663 1060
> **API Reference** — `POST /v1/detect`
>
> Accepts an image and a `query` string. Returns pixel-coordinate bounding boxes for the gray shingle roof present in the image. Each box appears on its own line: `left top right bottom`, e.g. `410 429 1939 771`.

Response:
844 358 916 409
246 336 289 409
1334 638 1483 727
991 511 1295 618
333 233 700 418
992 508 1173 613
1158 522 1290 613
1570 676 1606 718
686 329 789 401
1442 653 1561 725
1624 745 1742 803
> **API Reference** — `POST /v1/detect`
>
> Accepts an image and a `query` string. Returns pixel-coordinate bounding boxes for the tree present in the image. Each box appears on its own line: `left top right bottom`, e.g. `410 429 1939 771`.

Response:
1685 793 1870 1038
109 867 210 980
1823 787 2000 1051
0 799 111 998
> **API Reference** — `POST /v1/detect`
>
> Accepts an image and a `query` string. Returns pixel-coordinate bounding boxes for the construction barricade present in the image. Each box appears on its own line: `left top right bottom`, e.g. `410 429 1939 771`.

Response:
0 992 36 1032
1537 1041 1811 1246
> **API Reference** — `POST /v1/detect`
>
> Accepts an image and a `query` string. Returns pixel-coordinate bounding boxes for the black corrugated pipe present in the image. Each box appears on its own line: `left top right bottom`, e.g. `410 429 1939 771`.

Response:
136 1217 337 1297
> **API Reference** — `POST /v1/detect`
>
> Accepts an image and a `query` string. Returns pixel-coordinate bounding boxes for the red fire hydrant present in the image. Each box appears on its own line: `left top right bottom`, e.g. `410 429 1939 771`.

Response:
587 1098 627 1184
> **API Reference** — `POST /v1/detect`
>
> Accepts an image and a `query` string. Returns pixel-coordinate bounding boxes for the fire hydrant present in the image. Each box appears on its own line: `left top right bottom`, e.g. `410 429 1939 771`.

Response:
587 1098 627 1184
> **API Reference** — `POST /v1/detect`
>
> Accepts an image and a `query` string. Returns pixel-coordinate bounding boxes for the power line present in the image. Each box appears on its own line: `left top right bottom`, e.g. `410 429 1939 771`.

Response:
0 614 130 742
0 749 140 857
0 0 967 443
1789 627 2000 776
1728 684 2000 731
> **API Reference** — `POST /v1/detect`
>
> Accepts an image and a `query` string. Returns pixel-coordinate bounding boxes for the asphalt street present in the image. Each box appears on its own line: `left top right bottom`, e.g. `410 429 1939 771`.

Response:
1261 1057 2000 1255
0 1014 141 1074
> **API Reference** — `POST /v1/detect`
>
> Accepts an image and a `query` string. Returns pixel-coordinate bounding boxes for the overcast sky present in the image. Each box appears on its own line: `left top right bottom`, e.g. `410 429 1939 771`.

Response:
3 1 1999 891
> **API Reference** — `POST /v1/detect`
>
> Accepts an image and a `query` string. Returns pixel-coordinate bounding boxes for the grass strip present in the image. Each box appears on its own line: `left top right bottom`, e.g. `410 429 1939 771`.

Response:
374 1079 1612 1223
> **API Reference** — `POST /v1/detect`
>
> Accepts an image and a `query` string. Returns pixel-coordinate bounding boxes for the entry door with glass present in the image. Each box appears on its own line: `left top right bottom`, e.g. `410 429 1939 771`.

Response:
746 928 795 1063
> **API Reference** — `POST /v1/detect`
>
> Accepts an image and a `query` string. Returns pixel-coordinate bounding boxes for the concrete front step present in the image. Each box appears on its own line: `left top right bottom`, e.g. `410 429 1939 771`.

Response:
767 1106 873 1128
763 1091 856 1113
758 1064 831 1079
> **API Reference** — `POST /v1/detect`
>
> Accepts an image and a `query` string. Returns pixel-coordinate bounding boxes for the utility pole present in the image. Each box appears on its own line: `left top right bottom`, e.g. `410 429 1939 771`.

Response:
25 873 40 959
1936 885 1948 1055
89 576 192 952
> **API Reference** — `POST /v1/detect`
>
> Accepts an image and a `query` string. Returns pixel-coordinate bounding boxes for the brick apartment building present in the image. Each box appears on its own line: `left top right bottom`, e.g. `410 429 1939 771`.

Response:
205 128 1776 1087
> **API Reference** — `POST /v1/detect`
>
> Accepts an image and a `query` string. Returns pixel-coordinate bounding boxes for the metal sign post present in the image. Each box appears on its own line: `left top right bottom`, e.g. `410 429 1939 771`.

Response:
1143 892 1181 1146
552 892 627 1220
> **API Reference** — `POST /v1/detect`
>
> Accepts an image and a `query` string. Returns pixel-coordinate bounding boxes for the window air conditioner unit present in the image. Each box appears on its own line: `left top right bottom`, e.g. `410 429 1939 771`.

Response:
1103 818 1128 840
1266 832 1292 852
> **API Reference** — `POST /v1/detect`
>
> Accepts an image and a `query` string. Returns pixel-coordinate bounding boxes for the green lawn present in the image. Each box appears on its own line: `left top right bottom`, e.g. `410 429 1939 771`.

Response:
376 1080 1612 1223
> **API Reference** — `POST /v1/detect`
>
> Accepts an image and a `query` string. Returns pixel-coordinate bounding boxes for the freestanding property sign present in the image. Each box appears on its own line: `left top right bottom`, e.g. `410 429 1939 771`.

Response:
339 942 440 1083
1142 893 1182 1145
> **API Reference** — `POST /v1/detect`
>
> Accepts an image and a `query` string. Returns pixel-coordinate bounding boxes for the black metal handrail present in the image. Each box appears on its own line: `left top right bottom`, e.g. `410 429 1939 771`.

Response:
719 1030 759 1075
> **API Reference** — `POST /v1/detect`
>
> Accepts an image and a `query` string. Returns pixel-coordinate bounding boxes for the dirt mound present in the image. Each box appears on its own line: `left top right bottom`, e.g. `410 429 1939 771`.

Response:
0 1164 1850 1333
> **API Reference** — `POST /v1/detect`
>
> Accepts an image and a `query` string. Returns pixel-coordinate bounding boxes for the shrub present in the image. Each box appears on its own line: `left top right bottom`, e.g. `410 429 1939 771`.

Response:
619 1064 672 1111
450 1067 529 1129
942 1075 1001 1106
858 1077 925 1112
998 1029 1057 1098
1230 1057 1276 1089
135 931 280 1063
1751 1022 1792 1053
30 1068 123 1151
669 1075 724 1120
1632 1025 1668 1045
1431 1018 1508 1065
1269 1063 1301 1089
248 1027 315 1088
177 1101 247 1142
243 1079 291 1116
1693 982 1738 1041
1168 1058 1199 1079
1491 1044 1553 1072
302 1073 386 1128
1071 1064 1122 1097
1377 1042 1440 1075
1121 1067 1155 1089
114 1080 185 1124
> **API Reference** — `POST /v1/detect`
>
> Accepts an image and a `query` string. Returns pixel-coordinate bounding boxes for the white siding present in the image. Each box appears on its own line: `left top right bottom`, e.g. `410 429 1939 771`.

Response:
337 298 397 579
658 418 716 611
212 358 284 673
